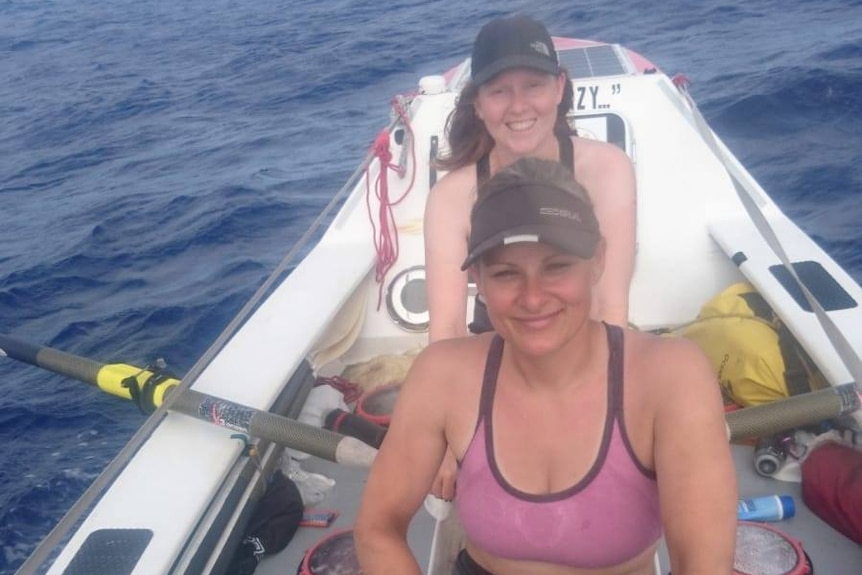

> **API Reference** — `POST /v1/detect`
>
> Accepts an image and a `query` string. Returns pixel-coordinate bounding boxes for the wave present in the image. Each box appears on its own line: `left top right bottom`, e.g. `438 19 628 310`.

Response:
708 65 862 138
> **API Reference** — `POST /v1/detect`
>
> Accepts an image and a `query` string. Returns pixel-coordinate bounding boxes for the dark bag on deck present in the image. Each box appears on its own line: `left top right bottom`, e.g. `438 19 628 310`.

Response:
227 469 304 575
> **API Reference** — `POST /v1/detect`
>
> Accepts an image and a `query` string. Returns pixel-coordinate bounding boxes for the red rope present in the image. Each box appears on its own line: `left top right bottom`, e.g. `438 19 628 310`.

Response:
315 375 363 404
365 95 417 309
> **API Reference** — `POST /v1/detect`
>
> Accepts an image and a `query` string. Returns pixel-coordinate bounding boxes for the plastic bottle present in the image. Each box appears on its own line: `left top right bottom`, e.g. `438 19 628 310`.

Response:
737 495 796 522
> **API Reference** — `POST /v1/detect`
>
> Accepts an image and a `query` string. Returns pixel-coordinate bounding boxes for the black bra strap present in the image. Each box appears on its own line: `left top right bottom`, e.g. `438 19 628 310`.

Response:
605 323 624 417
478 336 505 422
478 134 571 186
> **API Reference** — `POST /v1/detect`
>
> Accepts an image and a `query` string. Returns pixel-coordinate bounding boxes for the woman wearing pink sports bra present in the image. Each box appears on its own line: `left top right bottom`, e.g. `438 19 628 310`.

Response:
355 158 737 575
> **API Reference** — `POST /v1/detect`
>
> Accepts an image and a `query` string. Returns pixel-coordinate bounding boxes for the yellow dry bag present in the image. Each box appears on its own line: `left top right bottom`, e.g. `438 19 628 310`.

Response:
681 282 826 407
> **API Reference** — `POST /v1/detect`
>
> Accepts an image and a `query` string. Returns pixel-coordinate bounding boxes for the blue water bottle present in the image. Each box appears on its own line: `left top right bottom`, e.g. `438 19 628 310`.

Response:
737 495 796 521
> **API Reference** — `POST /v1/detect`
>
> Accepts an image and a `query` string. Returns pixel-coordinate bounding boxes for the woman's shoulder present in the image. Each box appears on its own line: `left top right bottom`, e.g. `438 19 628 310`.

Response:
425 166 478 234
409 334 493 382
572 136 633 174
570 136 636 207
432 163 478 194
427 332 493 358
426 165 477 214
572 134 629 158
623 329 716 390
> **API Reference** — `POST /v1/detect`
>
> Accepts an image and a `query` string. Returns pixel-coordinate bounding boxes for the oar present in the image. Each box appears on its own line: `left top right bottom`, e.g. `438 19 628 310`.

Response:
6 330 856 456
726 382 861 442
0 334 376 467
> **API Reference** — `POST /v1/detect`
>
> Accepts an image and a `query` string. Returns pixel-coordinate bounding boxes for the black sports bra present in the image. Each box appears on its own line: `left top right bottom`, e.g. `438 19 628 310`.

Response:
476 133 574 185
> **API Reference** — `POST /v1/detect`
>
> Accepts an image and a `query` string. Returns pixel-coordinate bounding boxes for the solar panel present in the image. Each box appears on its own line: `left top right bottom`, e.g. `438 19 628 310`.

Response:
558 45 627 79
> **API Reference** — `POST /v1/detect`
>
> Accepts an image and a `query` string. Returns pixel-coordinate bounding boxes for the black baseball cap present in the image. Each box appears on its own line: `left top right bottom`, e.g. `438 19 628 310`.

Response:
461 160 600 270
471 14 560 86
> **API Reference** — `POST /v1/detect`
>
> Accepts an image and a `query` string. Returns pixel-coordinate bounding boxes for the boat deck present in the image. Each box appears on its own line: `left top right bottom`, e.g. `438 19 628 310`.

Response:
255 455 436 575
256 444 862 574
725 445 862 575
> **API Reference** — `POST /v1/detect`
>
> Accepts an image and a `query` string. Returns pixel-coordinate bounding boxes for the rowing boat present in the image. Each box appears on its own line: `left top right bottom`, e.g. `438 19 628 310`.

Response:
12 35 862 575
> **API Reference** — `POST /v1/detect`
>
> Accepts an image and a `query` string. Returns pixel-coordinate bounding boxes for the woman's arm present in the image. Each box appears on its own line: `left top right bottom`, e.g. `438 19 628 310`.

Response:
355 346 452 574
424 170 474 343
576 141 636 327
652 337 737 575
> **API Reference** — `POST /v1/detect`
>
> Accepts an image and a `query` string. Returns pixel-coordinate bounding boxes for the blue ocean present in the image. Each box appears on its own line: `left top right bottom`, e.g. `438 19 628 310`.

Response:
1 0 860 572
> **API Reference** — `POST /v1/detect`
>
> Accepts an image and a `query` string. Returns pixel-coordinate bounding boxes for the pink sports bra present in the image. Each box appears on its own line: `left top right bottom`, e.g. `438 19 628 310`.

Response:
455 324 662 569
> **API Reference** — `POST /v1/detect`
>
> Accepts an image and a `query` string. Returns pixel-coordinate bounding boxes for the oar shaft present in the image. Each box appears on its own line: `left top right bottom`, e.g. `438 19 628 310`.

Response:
172 389 376 466
0 333 177 403
0 333 103 388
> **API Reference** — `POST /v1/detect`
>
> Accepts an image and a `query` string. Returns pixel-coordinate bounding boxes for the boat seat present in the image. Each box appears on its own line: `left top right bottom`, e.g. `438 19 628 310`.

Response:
708 215 862 391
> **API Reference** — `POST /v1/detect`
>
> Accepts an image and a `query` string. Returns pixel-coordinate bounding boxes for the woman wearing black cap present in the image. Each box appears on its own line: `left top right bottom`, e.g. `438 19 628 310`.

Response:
357 158 736 575
424 12 637 501
425 14 636 342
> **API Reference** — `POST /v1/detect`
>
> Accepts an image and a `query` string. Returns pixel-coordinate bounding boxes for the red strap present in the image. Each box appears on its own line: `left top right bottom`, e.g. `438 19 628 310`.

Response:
315 375 363 404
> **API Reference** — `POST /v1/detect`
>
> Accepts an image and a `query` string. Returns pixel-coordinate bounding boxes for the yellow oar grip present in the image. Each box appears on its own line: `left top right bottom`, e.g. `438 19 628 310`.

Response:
95 363 180 407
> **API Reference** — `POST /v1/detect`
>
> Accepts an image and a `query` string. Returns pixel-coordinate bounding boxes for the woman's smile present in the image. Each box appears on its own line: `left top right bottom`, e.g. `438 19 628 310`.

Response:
514 308 563 330
506 118 538 132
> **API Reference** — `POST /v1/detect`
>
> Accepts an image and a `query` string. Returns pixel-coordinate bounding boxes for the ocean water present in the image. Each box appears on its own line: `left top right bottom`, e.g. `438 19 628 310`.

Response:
1 0 861 572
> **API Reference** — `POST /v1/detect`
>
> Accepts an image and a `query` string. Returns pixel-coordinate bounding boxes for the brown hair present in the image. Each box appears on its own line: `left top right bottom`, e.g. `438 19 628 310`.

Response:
436 68 575 172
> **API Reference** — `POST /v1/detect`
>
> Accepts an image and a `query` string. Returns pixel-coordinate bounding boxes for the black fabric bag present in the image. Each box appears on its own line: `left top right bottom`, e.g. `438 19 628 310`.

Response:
227 470 304 575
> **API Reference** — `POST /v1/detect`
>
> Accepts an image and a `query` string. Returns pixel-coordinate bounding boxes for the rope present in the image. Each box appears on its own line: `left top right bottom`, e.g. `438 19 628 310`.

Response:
366 129 398 308
315 375 363 404
365 95 417 309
